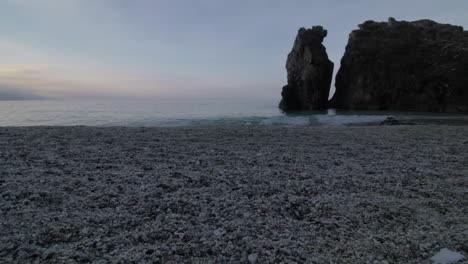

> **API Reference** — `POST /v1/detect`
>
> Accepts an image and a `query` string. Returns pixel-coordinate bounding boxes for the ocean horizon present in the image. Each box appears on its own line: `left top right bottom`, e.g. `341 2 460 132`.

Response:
0 98 464 127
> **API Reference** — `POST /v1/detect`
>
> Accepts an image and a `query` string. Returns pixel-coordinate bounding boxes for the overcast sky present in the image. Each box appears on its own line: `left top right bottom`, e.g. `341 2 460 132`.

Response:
1 0 467 100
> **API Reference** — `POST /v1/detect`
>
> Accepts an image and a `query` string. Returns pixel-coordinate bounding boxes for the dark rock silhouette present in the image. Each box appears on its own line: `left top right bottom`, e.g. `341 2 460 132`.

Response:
279 26 334 111
379 117 401 126
330 18 468 113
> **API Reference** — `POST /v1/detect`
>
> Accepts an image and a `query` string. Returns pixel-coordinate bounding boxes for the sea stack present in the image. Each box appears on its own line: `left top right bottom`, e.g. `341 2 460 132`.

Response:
330 18 468 113
279 26 334 111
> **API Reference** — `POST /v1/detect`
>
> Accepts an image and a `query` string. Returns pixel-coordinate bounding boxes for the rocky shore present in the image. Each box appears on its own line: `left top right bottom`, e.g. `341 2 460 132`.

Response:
0 125 467 263
331 18 468 113
279 26 334 111
280 18 468 113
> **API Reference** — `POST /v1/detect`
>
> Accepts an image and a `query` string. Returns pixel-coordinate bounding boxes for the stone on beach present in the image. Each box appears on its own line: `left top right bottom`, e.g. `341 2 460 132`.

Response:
430 248 465 264
379 117 401 126
248 253 258 264
0 126 467 263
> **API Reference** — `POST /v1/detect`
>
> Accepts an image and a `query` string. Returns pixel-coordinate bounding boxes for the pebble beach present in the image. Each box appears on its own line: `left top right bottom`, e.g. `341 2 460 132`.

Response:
0 125 467 263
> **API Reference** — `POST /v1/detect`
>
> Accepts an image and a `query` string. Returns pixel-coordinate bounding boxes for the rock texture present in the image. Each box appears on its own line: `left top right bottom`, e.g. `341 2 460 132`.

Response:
279 26 334 111
331 18 468 113
1 126 467 263
379 116 401 126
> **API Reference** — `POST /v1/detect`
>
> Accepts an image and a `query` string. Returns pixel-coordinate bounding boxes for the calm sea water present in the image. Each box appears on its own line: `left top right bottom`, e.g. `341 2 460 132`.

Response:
0 98 464 127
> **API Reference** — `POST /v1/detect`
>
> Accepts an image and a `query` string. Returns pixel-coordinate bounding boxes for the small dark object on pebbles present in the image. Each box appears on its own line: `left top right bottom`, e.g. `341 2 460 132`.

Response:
379 117 401 126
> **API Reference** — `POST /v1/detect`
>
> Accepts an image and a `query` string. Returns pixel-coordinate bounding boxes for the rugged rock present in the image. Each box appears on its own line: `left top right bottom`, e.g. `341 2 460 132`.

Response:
379 117 401 126
331 18 468 113
279 26 334 111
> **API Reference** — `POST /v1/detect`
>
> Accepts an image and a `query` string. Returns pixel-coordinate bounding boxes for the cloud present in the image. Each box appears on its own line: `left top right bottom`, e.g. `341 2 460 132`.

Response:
0 39 55 64
0 86 45 100
0 38 246 100
3 0 86 13
0 64 238 100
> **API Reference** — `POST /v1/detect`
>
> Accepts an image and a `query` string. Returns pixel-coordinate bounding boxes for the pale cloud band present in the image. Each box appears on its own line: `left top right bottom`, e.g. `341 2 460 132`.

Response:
0 63 238 100
1 0 466 100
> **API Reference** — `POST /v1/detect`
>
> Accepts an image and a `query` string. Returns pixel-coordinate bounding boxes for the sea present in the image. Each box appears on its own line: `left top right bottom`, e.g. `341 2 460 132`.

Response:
0 98 464 127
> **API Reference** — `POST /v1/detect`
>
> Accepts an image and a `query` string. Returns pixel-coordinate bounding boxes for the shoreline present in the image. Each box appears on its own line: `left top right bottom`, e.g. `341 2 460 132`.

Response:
1 125 467 263
347 117 468 127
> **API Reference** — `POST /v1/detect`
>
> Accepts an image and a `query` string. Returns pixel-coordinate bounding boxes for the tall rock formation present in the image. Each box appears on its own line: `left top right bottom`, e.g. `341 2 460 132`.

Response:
279 26 334 111
331 18 468 113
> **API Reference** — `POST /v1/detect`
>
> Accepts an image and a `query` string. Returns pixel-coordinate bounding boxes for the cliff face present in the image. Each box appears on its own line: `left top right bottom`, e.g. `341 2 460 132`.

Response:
330 18 468 113
279 26 334 111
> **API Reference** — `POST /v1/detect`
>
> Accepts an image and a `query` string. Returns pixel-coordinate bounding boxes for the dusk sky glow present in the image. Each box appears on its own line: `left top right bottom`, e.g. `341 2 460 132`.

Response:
1 0 467 100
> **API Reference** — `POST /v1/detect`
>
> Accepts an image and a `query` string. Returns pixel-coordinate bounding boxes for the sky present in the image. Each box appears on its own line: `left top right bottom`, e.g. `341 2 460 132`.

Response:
1 0 467 100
